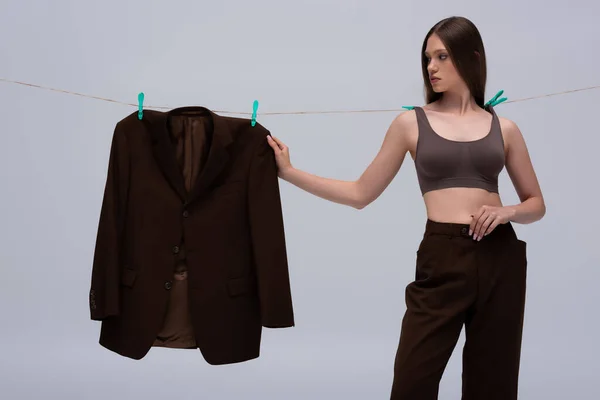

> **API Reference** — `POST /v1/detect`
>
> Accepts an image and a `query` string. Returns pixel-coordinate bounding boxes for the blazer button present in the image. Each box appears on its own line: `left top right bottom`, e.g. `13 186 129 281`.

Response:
172 245 180 254
183 210 189 218
164 281 173 290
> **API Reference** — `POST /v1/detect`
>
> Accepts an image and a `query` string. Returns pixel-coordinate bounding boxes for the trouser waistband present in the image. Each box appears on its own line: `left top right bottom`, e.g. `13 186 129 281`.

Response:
424 219 516 239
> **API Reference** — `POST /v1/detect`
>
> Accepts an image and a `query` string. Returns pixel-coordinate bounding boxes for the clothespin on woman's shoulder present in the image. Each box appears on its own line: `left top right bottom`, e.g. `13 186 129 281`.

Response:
485 90 507 107
401 89 508 112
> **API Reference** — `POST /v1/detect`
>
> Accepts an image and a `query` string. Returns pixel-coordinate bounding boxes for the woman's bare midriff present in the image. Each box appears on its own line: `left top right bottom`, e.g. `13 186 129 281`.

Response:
423 187 504 224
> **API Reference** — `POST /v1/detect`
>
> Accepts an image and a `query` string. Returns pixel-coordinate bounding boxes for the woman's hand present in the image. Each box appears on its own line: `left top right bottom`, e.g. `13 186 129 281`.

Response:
266 135 293 176
469 205 516 241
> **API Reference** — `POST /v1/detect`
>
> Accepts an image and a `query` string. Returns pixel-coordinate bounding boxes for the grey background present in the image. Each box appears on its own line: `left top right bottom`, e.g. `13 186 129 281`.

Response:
1 0 599 399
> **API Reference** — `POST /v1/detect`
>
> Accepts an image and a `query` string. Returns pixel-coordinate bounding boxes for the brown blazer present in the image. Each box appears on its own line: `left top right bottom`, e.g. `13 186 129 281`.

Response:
89 106 295 364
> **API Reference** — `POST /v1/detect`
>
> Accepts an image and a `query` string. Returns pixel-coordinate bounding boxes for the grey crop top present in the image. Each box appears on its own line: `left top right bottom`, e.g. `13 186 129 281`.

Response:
414 106 505 195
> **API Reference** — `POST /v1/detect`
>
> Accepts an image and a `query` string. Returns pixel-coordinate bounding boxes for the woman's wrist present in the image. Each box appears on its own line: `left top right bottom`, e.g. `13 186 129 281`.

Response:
278 165 295 181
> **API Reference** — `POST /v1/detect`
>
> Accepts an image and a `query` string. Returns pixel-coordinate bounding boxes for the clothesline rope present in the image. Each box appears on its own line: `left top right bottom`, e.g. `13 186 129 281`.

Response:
1 78 599 116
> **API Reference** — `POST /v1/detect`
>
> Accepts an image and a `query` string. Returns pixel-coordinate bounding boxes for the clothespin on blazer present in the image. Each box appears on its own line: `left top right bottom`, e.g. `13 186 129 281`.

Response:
138 92 145 120
485 90 507 107
251 100 259 127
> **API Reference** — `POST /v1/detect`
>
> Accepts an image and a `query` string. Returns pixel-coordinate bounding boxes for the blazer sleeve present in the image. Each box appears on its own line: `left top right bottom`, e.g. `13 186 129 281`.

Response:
247 132 295 328
89 122 130 320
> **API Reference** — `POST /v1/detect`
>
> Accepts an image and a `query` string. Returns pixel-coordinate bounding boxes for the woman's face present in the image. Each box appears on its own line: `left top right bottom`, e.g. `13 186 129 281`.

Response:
424 33 462 93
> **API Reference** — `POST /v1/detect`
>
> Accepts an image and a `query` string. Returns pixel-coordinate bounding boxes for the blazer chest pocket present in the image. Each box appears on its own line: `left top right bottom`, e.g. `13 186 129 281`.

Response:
227 276 257 297
209 180 244 198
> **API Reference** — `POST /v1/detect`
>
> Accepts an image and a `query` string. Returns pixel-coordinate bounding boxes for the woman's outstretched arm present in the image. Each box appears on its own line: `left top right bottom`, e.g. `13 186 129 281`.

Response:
266 111 413 209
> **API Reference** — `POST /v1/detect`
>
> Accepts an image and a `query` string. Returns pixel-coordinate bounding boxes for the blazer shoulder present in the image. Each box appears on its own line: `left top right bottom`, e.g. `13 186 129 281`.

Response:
112 109 160 141
246 124 271 153
113 110 142 131
221 114 270 142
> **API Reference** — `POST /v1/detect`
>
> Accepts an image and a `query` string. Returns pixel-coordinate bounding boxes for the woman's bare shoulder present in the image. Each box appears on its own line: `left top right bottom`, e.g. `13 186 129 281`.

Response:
497 115 523 138
498 115 518 130
387 109 419 154
392 109 418 131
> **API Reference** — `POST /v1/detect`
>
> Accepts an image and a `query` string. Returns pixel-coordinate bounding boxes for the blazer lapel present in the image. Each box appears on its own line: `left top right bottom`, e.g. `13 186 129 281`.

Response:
145 107 232 204
146 111 188 202
188 109 232 202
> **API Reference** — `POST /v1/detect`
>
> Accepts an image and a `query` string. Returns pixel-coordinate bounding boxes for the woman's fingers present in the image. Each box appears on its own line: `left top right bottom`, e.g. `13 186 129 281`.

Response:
266 135 281 152
268 135 286 151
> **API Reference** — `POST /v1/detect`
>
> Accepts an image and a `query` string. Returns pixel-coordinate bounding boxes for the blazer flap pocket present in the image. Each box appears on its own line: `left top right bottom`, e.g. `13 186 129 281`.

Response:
227 276 257 297
121 268 137 287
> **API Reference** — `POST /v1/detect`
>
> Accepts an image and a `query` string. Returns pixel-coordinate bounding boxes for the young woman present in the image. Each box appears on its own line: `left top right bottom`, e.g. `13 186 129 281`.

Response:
267 16 545 400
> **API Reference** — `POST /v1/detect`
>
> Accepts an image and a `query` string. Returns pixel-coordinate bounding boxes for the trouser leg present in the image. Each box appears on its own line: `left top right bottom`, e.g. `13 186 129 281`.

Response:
461 237 528 400
390 233 476 400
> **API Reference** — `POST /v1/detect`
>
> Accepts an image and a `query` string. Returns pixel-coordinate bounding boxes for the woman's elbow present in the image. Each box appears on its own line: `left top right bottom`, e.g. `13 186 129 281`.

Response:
538 198 547 220
353 200 368 210
351 185 374 210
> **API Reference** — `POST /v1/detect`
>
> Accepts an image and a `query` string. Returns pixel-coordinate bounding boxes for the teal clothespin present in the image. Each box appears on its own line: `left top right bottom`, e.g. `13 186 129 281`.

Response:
137 92 145 120
251 100 259 127
402 105 415 110
485 90 507 107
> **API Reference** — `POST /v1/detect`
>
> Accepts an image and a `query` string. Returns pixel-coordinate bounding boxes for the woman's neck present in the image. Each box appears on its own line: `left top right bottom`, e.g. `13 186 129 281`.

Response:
434 89 479 115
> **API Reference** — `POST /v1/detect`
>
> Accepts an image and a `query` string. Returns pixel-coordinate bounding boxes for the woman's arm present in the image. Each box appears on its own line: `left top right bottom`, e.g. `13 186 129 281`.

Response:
267 112 412 209
501 117 546 224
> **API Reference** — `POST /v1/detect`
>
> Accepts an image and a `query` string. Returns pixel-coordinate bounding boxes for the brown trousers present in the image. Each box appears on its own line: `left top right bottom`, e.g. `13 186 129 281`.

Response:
391 220 528 400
